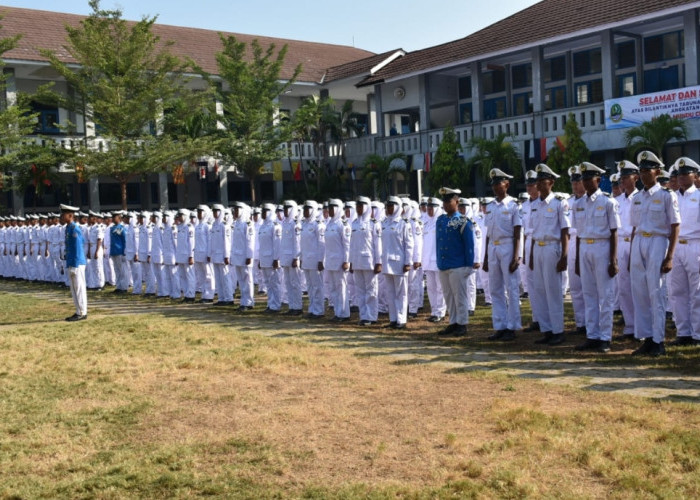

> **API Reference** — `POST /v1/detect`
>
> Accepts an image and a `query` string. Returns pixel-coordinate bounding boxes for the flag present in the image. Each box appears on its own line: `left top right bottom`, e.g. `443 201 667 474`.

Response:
555 135 567 152
172 164 186 185
425 152 431 173
272 161 283 181
75 162 87 183
539 138 548 162
293 161 302 181
214 162 219 175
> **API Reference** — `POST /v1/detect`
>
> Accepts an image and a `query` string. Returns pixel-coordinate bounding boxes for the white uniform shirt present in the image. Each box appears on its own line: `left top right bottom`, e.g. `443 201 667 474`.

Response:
300 217 325 270
280 216 301 267
676 184 700 239
161 221 177 265
349 214 381 271
194 220 210 263
381 214 414 275
577 189 620 239
615 189 638 239
257 219 281 268
231 218 255 266
137 223 152 261
530 192 571 242
630 184 680 237
208 216 231 264
484 196 522 242
324 216 351 270
175 222 195 264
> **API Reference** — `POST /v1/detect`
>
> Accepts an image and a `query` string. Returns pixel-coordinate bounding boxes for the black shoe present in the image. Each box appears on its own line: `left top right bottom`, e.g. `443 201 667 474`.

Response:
438 323 459 336
613 309 622 316
665 311 674 321
488 330 507 341
214 301 228 306
668 336 700 346
468 310 475 316
283 309 297 315
534 331 553 344
332 316 349 322
350 306 360 313
575 326 587 335
632 338 654 356
264 307 279 314
65 313 79 321
388 321 397 328
520 292 529 299
500 330 516 341
647 341 666 357
307 313 324 319
184 297 195 303
524 322 540 333
575 338 600 351
548 333 565 346
452 325 467 337
392 323 406 330
597 341 611 353
358 319 372 326
484 302 492 307
427 315 438 322
407 312 418 319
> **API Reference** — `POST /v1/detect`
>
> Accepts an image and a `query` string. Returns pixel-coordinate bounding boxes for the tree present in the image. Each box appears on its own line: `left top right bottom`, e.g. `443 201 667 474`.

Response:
362 153 407 200
207 35 301 204
0 16 43 198
466 132 522 183
624 113 688 160
39 0 195 209
426 124 467 195
330 100 364 196
545 112 590 190
10 144 72 209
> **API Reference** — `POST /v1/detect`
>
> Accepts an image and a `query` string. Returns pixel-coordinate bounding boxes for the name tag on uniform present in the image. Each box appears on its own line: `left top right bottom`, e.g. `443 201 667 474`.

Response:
652 199 662 204
596 206 604 211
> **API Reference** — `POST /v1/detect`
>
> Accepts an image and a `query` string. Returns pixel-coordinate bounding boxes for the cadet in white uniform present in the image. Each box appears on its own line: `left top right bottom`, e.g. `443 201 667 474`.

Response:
324 199 351 321
162 211 179 299
86 211 105 290
136 212 155 295
349 196 382 325
124 213 138 291
574 162 620 353
529 164 571 346
257 203 282 312
405 200 424 318
194 206 215 303
209 204 233 306
231 202 255 310
280 201 303 315
483 168 522 341
149 212 167 298
381 196 414 329
566 165 587 335
630 151 680 356
422 197 446 322
175 209 196 302
300 200 326 318
668 157 700 346
615 161 639 339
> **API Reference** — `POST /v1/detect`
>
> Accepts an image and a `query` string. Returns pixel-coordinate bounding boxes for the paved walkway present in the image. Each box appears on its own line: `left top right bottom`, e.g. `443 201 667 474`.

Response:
2 282 698 403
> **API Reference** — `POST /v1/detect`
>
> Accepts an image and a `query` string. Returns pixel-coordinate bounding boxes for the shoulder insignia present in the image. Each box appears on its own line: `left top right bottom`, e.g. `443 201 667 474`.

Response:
555 194 566 201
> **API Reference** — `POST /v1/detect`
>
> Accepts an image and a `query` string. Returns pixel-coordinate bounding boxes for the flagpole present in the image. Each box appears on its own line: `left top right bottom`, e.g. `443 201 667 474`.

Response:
417 168 423 201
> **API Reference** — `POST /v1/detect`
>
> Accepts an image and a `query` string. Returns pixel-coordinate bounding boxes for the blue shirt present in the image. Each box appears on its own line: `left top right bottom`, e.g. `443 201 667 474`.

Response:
110 223 127 256
65 221 87 268
436 211 475 271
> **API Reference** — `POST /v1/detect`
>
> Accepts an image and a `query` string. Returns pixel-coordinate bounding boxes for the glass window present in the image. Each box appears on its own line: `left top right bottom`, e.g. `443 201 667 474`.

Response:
573 49 602 77
644 66 680 93
616 41 636 69
616 74 636 97
458 76 472 99
544 86 567 110
543 56 566 83
575 79 603 106
482 70 506 94
512 63 532 89
513 92 533 116
645 31 683 63
483 97 507 120
459 102 472 124
30 102 61 135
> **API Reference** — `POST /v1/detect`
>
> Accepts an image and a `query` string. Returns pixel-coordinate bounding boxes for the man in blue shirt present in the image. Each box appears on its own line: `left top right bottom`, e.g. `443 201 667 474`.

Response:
61 204 87 321
110 210 129 293
436 187 476 336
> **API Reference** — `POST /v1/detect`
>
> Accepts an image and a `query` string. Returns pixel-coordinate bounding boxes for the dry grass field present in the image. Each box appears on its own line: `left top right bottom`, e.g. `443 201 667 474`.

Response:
0 283 698 499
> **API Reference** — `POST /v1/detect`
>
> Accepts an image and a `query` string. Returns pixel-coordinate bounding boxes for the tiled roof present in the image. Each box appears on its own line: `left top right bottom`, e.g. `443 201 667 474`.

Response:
323 49 404 83
0 5 374 83
358 0 698 86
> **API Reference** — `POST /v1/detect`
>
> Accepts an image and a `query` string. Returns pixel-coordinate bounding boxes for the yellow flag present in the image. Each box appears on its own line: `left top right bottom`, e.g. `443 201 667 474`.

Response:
273 161 283 181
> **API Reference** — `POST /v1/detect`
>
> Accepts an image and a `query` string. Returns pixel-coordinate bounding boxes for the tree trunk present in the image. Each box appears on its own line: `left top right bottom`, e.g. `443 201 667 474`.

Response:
249 177 256 205
121 180 128 211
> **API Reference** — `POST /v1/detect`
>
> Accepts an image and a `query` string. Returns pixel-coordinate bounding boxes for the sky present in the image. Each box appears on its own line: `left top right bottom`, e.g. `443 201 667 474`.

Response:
1 0 542 53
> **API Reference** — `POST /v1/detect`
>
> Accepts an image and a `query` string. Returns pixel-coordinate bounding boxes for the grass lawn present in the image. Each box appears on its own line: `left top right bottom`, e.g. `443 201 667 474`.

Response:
0 286 698 499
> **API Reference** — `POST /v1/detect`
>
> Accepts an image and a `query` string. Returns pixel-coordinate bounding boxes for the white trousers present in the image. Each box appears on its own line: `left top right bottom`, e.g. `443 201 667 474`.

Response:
68 265 87 316
283 266 303 310
177 263 196 299
488 244 522 331
617 238 635 334
467 272 476 311
579 241 614 341
531 243 565 334
327 269 350 318
630 235 669 343
384 273 408 324
377 273 389 313
568 238 585 328
166 264 179 299
194 261 215 300
213 263 233 302
234 264 254 306
87 255 104 289
111 255 129 291
669 240 700 340
439 266 471 326
104 255 115 286
353 269 378 321
425 270 446 318
262 267 282 310
408 267 424 313
304 269 325 316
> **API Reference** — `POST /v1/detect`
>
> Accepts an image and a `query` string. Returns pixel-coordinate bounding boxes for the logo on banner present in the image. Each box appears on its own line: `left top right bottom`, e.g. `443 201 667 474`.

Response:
609 103 623 123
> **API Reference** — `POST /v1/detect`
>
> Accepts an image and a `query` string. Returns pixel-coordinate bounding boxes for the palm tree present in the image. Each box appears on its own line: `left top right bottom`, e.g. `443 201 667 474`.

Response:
625 114 688 159
465 132 522 181
330 100 364 173
362 153 407 200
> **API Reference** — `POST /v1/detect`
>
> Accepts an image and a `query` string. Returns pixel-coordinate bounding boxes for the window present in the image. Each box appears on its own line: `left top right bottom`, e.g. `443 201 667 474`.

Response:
575 79 603 106
644 31 684 63
644 66 680 93
459 102 472 124
458 76 472 99
543 56 566 83
30 103 60 135
99 183 140 206
616 74 636 97
573 49 602 77
512 64 532 89
544 86 567 110
616 41 636 69
513 92 533 116
482 70 506 94
483 97 507 120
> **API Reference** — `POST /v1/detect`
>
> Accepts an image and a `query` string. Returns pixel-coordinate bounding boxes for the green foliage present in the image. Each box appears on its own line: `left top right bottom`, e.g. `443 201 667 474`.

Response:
208 35 301 204
362 153 407 199
10 143 73 207
39 0 195 208
624 113 688 160
466 132 522 184
427 124 467 195
545 113 590 191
